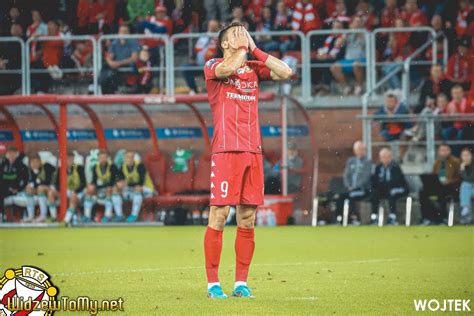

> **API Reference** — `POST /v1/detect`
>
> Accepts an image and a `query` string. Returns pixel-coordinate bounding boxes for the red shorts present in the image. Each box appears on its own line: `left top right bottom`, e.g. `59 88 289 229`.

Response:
210 152 264 206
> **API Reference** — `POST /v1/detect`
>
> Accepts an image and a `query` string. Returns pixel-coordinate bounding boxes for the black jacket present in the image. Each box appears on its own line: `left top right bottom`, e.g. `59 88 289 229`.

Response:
0 154 29 192
372 162 408 191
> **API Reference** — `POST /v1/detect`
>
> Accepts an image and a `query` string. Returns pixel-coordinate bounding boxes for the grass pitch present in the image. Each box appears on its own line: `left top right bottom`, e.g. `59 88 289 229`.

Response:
1 226 473 315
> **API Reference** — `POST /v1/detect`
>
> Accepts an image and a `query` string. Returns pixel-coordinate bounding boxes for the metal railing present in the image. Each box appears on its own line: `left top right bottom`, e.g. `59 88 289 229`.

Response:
25 35 97 95
307 29 372 98
0 27 446 101
360 113 474 166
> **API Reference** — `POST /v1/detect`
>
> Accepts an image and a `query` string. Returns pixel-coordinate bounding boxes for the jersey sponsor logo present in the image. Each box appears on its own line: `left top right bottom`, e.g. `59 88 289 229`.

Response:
223 78 258 92
206 58 218 69
226 92 256 102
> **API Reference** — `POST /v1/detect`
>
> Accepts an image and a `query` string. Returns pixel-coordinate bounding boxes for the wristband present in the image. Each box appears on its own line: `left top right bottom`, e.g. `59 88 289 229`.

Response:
238 46 249 53
251 47 269 62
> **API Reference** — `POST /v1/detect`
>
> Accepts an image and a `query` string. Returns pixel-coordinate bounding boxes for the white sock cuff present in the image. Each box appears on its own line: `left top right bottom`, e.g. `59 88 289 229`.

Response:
208 282 220 290
234 281 247 289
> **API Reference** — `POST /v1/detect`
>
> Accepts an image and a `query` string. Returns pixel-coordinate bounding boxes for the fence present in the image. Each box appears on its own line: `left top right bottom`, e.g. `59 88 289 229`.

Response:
360 113 474 166
0 27 448 100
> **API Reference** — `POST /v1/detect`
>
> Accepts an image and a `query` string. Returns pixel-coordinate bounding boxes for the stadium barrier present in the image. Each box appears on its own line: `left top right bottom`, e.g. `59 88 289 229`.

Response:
0 37 26 95
25 35 98 95
359 113 474 166
0 94 317 224
1 27 446 101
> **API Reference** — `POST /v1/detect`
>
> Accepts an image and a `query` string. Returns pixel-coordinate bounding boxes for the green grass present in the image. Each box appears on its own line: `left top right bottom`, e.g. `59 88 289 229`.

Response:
1 226 473 315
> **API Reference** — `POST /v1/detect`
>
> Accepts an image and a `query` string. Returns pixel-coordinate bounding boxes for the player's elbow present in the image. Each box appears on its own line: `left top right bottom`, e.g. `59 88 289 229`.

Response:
216 64 235 78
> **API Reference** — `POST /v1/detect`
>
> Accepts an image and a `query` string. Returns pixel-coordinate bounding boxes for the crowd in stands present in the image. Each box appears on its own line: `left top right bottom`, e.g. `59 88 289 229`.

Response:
329 141 473 226
0 0 472 95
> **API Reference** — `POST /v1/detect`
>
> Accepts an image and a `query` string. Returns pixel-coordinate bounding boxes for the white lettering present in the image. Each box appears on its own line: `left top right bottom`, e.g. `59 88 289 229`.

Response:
226 92 256 102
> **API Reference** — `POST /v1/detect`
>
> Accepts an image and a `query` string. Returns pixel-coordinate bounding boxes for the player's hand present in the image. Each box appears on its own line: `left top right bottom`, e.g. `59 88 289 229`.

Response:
245 29 256 51
230 26 249 50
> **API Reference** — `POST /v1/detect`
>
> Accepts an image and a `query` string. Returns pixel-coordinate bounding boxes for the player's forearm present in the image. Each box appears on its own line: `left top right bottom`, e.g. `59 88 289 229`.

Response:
251 47 292 80
215 48 247 78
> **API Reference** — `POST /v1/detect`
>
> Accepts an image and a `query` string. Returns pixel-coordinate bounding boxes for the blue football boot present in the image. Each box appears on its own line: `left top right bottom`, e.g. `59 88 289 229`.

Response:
232 285 254 298
207 285 228 298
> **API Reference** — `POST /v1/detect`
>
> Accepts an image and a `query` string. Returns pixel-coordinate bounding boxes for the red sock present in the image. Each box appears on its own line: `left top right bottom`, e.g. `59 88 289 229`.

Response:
235 227 255 282
204 226 223 283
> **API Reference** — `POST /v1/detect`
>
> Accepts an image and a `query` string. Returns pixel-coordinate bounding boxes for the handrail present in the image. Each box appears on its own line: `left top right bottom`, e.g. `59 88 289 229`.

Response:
25 35 97 95
307 28 372 97
168 31 307 98
0 37 26 95
97 34 169 95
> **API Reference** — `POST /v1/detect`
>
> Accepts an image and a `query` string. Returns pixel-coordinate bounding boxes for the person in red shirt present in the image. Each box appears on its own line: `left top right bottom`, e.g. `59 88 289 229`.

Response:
90 0 116 34
400 0 428 27
291 0 322 33
380 0 400 28
76 0 94 34
445 37 472 91
41 20 64 68
456 0 473 37
442 85 470 152
203 23 292 299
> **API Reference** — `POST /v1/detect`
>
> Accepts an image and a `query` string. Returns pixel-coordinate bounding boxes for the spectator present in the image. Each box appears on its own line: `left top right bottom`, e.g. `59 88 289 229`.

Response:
445 37 472 91
330 16 366 96
0 23 24 95
204 0 230 25
375 92 411 141
25 154 55 223
127 0 155 22
264 1 295 54
274 142 305 194
230 7 252 30
400 0 428 27
291 0 322 34
84 150 122 223
335 141 372 225
76 0 95 34
416 64 451 113
245 0 272 27
429 14 456 56
354 0 377 30
406 93 448 141
324 0 350 26
0 146 29 222
455 0 473 38
27 10 48 38
100 23 140 94
49 151 86 224
133 45 153 93
380 0 400 29
312 19 345 93
442 85 469 142
90 0 116 34
116 150 155 222
380 18 411 90
182 19 219 93
370 147 408 225
459 148 473 224
419 144 461 225
0 7 23 36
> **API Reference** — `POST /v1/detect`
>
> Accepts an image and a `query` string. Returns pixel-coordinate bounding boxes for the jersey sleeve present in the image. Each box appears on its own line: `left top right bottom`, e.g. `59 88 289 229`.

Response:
203 58 223 80
250 61 272 81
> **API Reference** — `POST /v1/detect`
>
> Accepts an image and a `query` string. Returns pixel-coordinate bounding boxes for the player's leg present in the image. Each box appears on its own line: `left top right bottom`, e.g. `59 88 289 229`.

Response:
232 153 263 298
47 187 58 221
102 186 114 223
127 185 143 222
36 185 50 222
112 181 125 222
205 205 230 298
24 184 37 222
232 205 256 298
64 191 79 224
83 184 96 222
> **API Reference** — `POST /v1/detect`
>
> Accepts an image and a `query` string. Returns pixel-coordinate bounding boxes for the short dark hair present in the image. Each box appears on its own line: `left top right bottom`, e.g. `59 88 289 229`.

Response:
6 145 18 152
439 143 450 149
218 22 246 52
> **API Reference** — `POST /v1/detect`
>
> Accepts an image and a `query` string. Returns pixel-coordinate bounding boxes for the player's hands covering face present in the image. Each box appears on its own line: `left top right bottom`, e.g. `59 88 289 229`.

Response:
229 26 249 50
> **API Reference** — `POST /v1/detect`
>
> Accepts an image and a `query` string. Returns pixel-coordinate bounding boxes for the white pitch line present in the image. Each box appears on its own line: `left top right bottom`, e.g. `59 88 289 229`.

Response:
51 257 470 277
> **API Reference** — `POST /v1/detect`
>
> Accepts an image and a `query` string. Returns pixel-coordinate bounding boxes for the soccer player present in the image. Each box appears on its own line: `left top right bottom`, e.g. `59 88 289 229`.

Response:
48 151 86 223
83 150 122 223
203 23 292 298
115 150 154 223
26 154 56 222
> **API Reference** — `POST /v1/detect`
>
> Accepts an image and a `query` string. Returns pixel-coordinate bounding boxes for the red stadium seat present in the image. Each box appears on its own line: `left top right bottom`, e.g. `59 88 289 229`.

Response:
143 153 167 193
163 155 194 194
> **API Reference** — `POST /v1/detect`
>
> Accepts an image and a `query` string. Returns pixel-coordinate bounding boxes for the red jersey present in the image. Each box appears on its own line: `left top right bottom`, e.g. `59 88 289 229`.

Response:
204 58 271 154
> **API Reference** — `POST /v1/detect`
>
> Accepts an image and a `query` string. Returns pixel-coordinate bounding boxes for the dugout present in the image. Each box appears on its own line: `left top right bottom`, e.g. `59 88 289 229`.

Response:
0 94 317 224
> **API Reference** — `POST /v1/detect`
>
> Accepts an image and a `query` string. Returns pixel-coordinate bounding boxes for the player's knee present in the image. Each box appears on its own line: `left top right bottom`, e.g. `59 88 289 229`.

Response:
237 208 256 228
209 206 230 230
86 184 95 196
